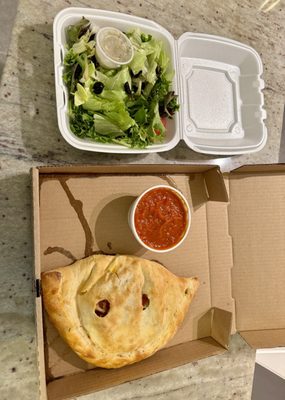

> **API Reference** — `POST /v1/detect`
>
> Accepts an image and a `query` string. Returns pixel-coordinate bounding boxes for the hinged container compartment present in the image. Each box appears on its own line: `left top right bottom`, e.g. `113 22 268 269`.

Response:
33 163 285 400
53 8 267 155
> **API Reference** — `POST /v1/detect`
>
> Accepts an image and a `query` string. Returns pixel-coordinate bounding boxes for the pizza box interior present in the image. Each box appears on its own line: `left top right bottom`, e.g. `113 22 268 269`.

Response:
32 164 285 400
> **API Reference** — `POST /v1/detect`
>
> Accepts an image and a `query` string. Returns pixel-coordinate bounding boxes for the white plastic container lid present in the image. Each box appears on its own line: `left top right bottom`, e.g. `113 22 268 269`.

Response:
53 7 267 155
177 33 267 154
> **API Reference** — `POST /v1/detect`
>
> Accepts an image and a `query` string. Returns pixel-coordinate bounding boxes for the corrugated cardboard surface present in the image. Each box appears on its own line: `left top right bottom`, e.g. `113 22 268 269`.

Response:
232 164 285 174
38 170 233 381
46 337 224 400
34 164 285 400
32 169 48 400
241 329 285 349
33 164 285 399
229 172 285 332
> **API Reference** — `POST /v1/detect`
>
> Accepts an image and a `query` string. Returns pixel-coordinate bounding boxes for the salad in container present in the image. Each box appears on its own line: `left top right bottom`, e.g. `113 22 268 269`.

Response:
62 17 179 149
54 8 267 155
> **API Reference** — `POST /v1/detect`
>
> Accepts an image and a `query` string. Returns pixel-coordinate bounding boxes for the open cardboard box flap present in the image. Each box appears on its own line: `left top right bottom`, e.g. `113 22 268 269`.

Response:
228 164 285 348
32 164 285 400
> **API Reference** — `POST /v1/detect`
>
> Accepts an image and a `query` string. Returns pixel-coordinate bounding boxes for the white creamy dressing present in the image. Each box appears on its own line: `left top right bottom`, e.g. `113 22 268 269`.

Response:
99 29 133 62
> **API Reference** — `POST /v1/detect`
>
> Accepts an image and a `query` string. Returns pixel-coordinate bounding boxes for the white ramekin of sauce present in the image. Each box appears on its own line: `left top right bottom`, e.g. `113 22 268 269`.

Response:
129 185 191 253
96 27 134 69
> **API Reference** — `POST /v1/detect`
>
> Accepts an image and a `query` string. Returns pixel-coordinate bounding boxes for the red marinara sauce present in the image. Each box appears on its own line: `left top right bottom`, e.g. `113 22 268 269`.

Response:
134 187 188 250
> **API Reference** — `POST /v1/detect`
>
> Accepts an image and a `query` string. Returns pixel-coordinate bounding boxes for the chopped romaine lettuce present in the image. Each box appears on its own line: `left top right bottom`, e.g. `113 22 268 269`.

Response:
93 114 125 136
74 83 88 106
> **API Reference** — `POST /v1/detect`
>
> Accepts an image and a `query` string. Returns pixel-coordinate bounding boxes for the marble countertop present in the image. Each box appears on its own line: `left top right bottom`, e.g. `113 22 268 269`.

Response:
0 0 284 399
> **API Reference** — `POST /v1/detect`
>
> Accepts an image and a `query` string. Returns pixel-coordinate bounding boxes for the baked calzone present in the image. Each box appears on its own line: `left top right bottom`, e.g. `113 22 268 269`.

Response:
41 255 199 368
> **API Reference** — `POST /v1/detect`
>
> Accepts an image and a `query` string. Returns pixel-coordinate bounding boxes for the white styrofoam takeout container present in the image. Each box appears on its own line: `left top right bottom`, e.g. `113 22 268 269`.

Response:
53 7 267 155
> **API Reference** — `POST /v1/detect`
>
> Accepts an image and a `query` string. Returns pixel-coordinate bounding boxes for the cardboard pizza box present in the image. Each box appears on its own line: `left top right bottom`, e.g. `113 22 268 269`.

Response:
32 164 285 400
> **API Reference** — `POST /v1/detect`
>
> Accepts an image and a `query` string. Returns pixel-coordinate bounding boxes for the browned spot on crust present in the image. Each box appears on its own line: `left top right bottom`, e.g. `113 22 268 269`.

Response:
42 271 61 281
53 271 61 280
142 294 150 310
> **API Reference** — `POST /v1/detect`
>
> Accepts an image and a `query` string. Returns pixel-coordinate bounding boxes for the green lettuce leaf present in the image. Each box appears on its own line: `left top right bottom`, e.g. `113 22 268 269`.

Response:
129 49 148 75
151 103 165 136
106 110 134 131
81 58 95 82
93 114 125 136
74 83 88 106
95 66 131 90
72 36 88 54
66 17 90 47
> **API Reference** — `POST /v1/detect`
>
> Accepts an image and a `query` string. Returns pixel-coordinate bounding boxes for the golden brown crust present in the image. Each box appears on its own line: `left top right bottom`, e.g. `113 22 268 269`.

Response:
41 255 199 369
